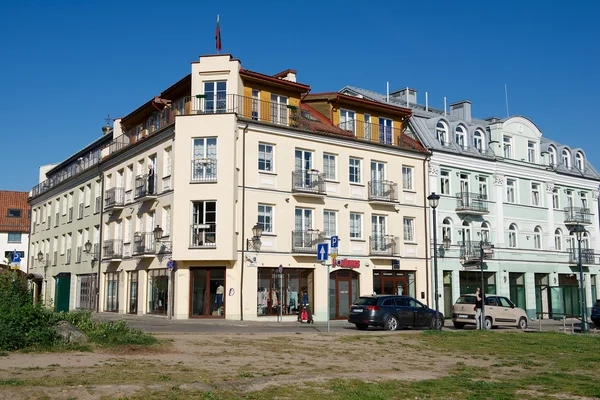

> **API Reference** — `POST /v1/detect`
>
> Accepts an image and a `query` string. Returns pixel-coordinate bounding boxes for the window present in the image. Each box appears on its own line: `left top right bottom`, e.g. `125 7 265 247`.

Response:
323 210 337 237
163 206 171 237
481 222 490 242
455 125 465 147
461 221 471 241
527 141 536 163
552 188 560 209
191 201 217 247
554 229 562 250
440 170 450 195
403 218 414 242
378 117 393 144
349 157 361 183
257 268 313 316
534 226 542 249
503 136 512 159
350 213 362 239
203 81 227 113
531 183 540 206
7 209 21 218
270 94 288 124
192 137 217 181
258 143 274 172
473 130 484 152
258 204 274 234
402 166 413 190
251 89 260 120
442 218 452 243
436 121 447 144
478 176 488 199
460 173 469 193
323 153 336 180
508 224 518 248
566 190 574 207
548 146 557 166
7 233 21 243
576 152 584 171
340 109 355 133
506 179 516 203
85 184 91 207
581 192 588 209
562 149 571 168
164 147 172 177
364 114 372 140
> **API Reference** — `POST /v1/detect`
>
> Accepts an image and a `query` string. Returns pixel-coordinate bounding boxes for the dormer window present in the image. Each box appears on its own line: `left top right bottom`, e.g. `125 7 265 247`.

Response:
548 146 557 166
473 130 484 153
436 121 447 144
562 149 571 169
527 141 536 163
455 125 465 147
576 152 584 171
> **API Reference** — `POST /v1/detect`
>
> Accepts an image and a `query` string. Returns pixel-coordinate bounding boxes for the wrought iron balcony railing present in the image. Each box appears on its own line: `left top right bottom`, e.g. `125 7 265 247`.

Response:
368 180 398 202
455 192 489 214
292 230 323 253
102 239 123 259
191 159 217 182
292 169 326 195
190 224 216 248
134 174 157 200
104 188 124 210
564 207 592 225
568 247 596 264
369 235 398 256
157 241 173 254
133 232 156 256
459 241 493 263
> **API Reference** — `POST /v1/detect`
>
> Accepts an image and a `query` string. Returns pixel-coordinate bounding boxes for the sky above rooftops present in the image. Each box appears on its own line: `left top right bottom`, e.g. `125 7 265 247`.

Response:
1 0 598 191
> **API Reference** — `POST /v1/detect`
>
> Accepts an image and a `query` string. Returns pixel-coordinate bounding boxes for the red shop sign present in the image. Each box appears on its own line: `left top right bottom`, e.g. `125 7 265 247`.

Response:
332 258 360 269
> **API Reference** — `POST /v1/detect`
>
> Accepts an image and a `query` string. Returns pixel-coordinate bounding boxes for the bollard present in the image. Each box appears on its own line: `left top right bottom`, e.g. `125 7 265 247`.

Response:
563 316 566 333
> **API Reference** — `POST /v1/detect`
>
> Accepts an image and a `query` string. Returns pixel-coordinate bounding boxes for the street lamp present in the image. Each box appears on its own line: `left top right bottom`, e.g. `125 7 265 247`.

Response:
569 224 589 333
153 225 164 242
246 223 263 251
37 251 44 263
427 192 442 330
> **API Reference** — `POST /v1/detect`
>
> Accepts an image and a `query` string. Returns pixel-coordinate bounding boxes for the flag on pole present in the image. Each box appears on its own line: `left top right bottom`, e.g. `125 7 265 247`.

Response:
215 15 222 52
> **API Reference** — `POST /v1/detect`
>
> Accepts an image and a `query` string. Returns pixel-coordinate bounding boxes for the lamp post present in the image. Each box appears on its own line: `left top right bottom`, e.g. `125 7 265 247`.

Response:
570 224 589 333
427 192 442 330
37 251 47 306
246 223 263 251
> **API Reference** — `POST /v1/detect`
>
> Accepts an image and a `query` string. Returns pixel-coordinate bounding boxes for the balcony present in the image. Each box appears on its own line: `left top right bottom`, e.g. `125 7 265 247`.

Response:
292 230 323 254
157 241 173 255
369 235 398 257
368 180 398 204
568 248 596 265
190 224 216 248
134 174 158 201
191 159 217 183
564 207 592 225
455 192 489 215
338 120 398 146
102 239 123 260
459 241 493 264
292 170 326 197
104 188 124 210
133 232 156 257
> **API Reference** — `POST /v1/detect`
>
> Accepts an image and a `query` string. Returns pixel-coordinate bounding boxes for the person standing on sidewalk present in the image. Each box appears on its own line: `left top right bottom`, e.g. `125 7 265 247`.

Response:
298 288 313 324
475 287 483 330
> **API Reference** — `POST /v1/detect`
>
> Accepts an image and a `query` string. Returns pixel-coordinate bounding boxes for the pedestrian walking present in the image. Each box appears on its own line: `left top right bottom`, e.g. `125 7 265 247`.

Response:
475 287 483 330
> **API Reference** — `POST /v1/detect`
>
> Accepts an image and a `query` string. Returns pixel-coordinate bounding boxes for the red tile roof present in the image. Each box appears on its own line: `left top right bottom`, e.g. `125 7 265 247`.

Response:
0 191 30 233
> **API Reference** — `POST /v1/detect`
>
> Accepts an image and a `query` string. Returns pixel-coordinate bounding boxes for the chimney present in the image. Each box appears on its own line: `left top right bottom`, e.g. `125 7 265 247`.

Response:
390 88 417 107
449 100 472 123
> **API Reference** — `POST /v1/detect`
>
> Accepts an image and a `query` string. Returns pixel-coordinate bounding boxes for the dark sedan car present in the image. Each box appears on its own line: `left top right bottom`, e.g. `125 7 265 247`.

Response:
591 299 600 327
347 295 444 331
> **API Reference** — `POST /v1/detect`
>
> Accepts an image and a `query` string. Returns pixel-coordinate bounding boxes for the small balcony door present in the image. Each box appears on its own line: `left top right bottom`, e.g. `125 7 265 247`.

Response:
370 161 386 197
371 215 387 251
295 149 313 186
294 208 313 248
204 81 227 113
270 94 288 124
378 117 392 144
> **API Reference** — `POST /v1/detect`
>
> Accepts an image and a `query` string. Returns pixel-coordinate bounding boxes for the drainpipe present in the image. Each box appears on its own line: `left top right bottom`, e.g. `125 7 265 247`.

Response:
240 123 249 321
423 154 431 306
96 172 104 313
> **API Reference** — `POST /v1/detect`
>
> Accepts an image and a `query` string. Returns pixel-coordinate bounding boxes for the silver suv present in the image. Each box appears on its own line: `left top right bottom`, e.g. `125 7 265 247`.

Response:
452 294 528 330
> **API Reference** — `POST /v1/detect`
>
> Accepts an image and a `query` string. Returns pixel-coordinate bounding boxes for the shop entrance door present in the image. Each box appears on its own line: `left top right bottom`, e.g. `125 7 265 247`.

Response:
190 268 226 318
55 273 71 312
329 270 359 320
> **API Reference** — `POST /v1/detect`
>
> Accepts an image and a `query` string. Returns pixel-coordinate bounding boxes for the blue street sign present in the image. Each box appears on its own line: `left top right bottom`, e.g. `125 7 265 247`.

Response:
330 236 339 249
167 260 175 271
317 243 329 261
11 251 21 263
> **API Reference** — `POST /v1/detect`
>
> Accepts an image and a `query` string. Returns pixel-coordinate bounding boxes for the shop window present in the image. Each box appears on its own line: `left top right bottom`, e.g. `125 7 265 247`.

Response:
148 269 168 315
257 268 313 316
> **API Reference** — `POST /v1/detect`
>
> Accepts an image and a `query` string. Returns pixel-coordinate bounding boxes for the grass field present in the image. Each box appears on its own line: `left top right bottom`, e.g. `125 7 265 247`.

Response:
0 330 598 399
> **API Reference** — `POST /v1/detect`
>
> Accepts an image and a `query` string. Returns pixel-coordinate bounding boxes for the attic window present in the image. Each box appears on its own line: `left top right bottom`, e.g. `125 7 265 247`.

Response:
576 152 585 171
7 209 22 218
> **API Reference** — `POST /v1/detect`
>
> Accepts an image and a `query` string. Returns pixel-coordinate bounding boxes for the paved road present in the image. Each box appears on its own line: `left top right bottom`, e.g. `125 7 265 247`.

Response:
94 312 598 335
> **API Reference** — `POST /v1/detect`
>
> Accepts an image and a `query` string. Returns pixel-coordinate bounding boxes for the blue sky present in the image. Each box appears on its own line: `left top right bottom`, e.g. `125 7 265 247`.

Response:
1 0 598 191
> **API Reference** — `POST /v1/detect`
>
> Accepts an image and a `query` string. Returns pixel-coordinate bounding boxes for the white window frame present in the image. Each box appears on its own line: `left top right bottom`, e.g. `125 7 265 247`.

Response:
534 227 542 249
323 210 337 238
552 188 560 209
258 143 274 172
581 192 588 209
403 218 415 242
503 136 512 159
478 176 488 199
349 157 362 184
531 183 541 206
251 89 260 121
576 152 584 171
554 229 562 250
440 170 450 195
506 179 516 203
508 224 518 248
258 204 274 234
436 121 447 144
323 153 337 181
562 149 571 168
455 125 465 147
527 141 536 163
163 147 172 177
340 109 356 133
473 130 484 152
350 212 362 239
163 207 171 237
402 166 414 191
442 218 452 243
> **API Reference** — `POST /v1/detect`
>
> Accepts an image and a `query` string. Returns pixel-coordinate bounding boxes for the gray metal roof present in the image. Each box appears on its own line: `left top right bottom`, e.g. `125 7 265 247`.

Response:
339 86 600 181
